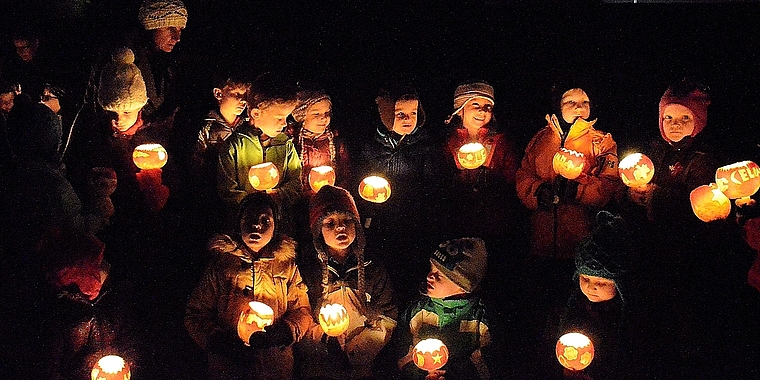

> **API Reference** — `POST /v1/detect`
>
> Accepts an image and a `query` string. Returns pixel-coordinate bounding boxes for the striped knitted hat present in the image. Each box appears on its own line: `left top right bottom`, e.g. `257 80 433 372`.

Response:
139 0 188 30
292 90 331 123
431 238 488 293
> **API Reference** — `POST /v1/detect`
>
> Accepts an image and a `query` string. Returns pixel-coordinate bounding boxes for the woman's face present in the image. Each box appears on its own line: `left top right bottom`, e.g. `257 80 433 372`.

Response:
460 98 493 131
240 206 275 253
661 103 695 142
391 99 419 135
560 88 591 124
579 274 617 302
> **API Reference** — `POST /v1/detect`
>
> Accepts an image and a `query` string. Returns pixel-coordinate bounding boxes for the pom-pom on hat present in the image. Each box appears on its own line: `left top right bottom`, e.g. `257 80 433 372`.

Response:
139 0 188 30
658 80 711 143
431 238 488 293
97 47 148 113
292 90 331 123
575 211 630 300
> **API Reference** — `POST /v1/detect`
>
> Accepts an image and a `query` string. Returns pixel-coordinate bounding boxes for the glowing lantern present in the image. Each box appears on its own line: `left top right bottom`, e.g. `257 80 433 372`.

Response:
715 161 760 206
552 148 585 180
457 142 487 169
237 301 275 343
690 183 731 222
412 338 449 372
359 176 391 203
248 162 280 191
132 143 168 170
318 303 350 337
91 355 131 380
556 332 594 371
309 166 336 193
619 153 654 188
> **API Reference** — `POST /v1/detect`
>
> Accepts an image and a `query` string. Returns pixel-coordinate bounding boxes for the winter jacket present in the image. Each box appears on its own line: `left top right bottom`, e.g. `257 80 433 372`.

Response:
195 109 245 155
292 126 352 198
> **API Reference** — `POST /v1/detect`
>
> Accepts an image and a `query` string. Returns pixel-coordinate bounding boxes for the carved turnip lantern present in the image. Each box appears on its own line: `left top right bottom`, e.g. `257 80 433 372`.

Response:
552 148 585 180
309 166 336 193
619 153 654 188
91 355 131 380
715 161 760 206
690 183 731 222
248 162 280 191
413 338 449 372
318 303 350 337
457 142 487 169
132 143 168 170
556 332 594 371
359 176 391 203
237 301 275 343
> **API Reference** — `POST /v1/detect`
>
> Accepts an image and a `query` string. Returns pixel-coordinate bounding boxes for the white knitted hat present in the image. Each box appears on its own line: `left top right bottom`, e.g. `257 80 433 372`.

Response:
97 48 149 112
138 0 188 30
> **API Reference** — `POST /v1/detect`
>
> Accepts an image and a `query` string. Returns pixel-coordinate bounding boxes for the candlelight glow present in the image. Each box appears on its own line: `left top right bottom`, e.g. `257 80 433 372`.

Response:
91 355 131 380
318 303 350 337
413 338 449 372
309 166 336 193
552 148 585 180
457 142 487 169
132 143 168 170
248 162 281 191
556 332 594 371
619 153 654 187
359 176 391 203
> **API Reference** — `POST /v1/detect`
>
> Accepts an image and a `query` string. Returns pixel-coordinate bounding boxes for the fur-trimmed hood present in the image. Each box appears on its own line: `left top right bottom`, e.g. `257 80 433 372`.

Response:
209 233 297 265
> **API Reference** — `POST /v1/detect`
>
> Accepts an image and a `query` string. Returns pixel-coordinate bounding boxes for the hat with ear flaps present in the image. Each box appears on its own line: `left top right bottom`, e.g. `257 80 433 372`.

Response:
658 80 711 143
98 48 148 113
575 211 631 302
375 87 426 132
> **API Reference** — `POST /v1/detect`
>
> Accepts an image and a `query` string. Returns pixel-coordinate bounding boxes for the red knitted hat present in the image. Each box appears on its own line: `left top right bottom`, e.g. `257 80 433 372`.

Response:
309 185 359 229
658 85 711 142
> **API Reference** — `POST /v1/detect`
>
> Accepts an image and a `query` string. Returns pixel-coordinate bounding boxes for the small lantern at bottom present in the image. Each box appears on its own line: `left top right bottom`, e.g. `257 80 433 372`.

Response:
91 355 131 380
457 142 487 169
359 176 392 203
552 148 585 180
309 166 336 193
556 332 594 371
237 301 275 343
413 338 449 372
318 303 350 337
690 183 731 222
248 162 281 191
133 143 168 170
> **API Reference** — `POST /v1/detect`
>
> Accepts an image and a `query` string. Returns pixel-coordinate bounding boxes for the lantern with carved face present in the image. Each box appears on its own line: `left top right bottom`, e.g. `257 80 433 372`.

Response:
248 162 281 191
619 153 654 188
237 301 275 343
552 148 585 180
715 161 760 206
132 143 168 170
318 303 350 337
413 338 449 372
309 166 336 193
556 332 594 371
457 142 487 169
91 355 131 380
359 176 392 203
690 183 731 222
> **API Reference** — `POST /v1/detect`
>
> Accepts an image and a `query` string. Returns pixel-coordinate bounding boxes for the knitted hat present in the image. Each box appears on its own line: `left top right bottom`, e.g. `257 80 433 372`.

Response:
575 211 630 300
98 48 148 113
292 90 331 123
41 228 106 300
376 87 426 131
453 81 495 110
431 238 488 293
138 0 188 30
658 81 711 143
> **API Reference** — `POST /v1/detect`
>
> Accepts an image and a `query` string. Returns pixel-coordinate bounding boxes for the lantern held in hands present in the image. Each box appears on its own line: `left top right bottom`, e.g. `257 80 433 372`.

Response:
237 301 275 343
359 176 391 203
91 355 131 380
619 153 654 188
690 183 731 222
133 143 168 170
413 338 449 372
715 161 760 207
556 332 594 371
552 148 585 180
318 303 350 337
309 166 336 193
248 162 281 191
457 142 487 169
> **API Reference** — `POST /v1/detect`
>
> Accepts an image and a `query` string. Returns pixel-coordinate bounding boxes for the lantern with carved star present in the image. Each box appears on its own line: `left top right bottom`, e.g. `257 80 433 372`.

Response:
318 303 350 337
413 338 449 372
690 183 731 222
132 143 168 170
309 166 337 193
556 332 594 371
552 148 585 180
715 161 760 207
457 142 487 169
619 153 654 188
91 355 131 380
237 301 275 343
359 176 391 203
248 162 281 191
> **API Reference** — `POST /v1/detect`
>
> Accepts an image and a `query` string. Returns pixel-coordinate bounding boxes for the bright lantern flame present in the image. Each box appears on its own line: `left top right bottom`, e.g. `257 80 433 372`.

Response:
309 165 336 192
619 153 654 187
318 303 350 337
556 332 594 371
359 176 391 203
559 332 591 348
92 355 130 380
457 142 487 169
132 143 168 170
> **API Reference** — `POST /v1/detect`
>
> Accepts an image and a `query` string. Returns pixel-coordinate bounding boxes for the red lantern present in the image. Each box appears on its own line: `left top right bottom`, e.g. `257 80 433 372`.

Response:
318 303 350 337
91 355 131 380
715 161 760 206
619 153 654 188
412 338 449 372
359 176 391 203
552 148 585 180
132 143 168 170
556 332 594 371
690 183 731 222
248 162 281 191
237 301 275 343
457 142 487 169
309 166 336 193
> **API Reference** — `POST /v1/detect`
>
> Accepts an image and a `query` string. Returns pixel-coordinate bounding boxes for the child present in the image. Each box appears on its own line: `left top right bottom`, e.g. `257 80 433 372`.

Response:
185 192 312 380
397 238 492 380
296 185 397 379
194 74 249 162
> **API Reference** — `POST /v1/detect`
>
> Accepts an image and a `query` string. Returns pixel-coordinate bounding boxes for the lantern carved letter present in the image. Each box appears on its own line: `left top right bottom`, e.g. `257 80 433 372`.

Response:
237 301 275 343
413 338 449 372
318 303 350 337
619 153 654 188
457 142 487 169
690 183 731 222
715 161 760 207
552 148 585 180
248 162 281 191
309 166 337 193
556 332 594 371
359 176 392 203
133 143 168 170
91 355 131 380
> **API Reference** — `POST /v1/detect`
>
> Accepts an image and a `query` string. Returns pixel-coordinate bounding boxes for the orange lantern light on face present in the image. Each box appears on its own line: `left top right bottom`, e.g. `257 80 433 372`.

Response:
237 301 275 343
309 166 336 193
552 148 585 180
690 183 731 222
457 142 487 169
715 161 760 206
413 338 449 372
132 143 168 170
619 153 654 188
248 162 281 191
359 176 391 203
91 355 131 380
318 303 350 337
556 332 594 371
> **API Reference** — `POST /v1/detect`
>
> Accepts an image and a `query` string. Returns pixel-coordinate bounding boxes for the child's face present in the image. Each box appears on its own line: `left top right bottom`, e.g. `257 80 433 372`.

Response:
240 206 275 253
460 98 493 131
0 92 14 113
112 109 141 132
560 88 590 124
391 99 419 135
426 262 466 299
321 213 356 252
661 103 695 142
302 99 332 134
250 102 296 138
579 274 617 302
215 85 247 118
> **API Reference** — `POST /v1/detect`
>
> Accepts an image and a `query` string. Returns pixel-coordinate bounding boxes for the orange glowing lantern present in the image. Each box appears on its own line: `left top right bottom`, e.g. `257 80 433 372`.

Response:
237 301 275 343
690 183 731 222
91 355 131 380
248 162 281 191
552 148 585 180
457 142 487 169
309 166 337 193
413 338 449 372
132 143 168 170
318 303 350 337
556 332 594 371
715 161 760 206
359 176 391 203
619 153 654 188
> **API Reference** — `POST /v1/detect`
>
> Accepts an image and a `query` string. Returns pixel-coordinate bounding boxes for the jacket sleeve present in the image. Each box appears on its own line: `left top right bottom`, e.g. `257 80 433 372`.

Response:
283 265 313 342
274 140 303 209
577 132 620 208
185 261 223 350
367 262 398 324
515 132 546 210
217 142 248 206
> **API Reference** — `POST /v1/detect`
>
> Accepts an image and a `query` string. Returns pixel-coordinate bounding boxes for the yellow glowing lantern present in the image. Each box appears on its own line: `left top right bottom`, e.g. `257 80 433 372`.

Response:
237 301 275 343
248 162 281 191
132 143 168 170
413 338 449 372
619 153 654 188
556 332 594 371
309 166 337 193
318 303 350 337
690 183 731 222
91 355 131 380
359 176 391 203
457 142 487 169
715 161 760 206
552 148 585 180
